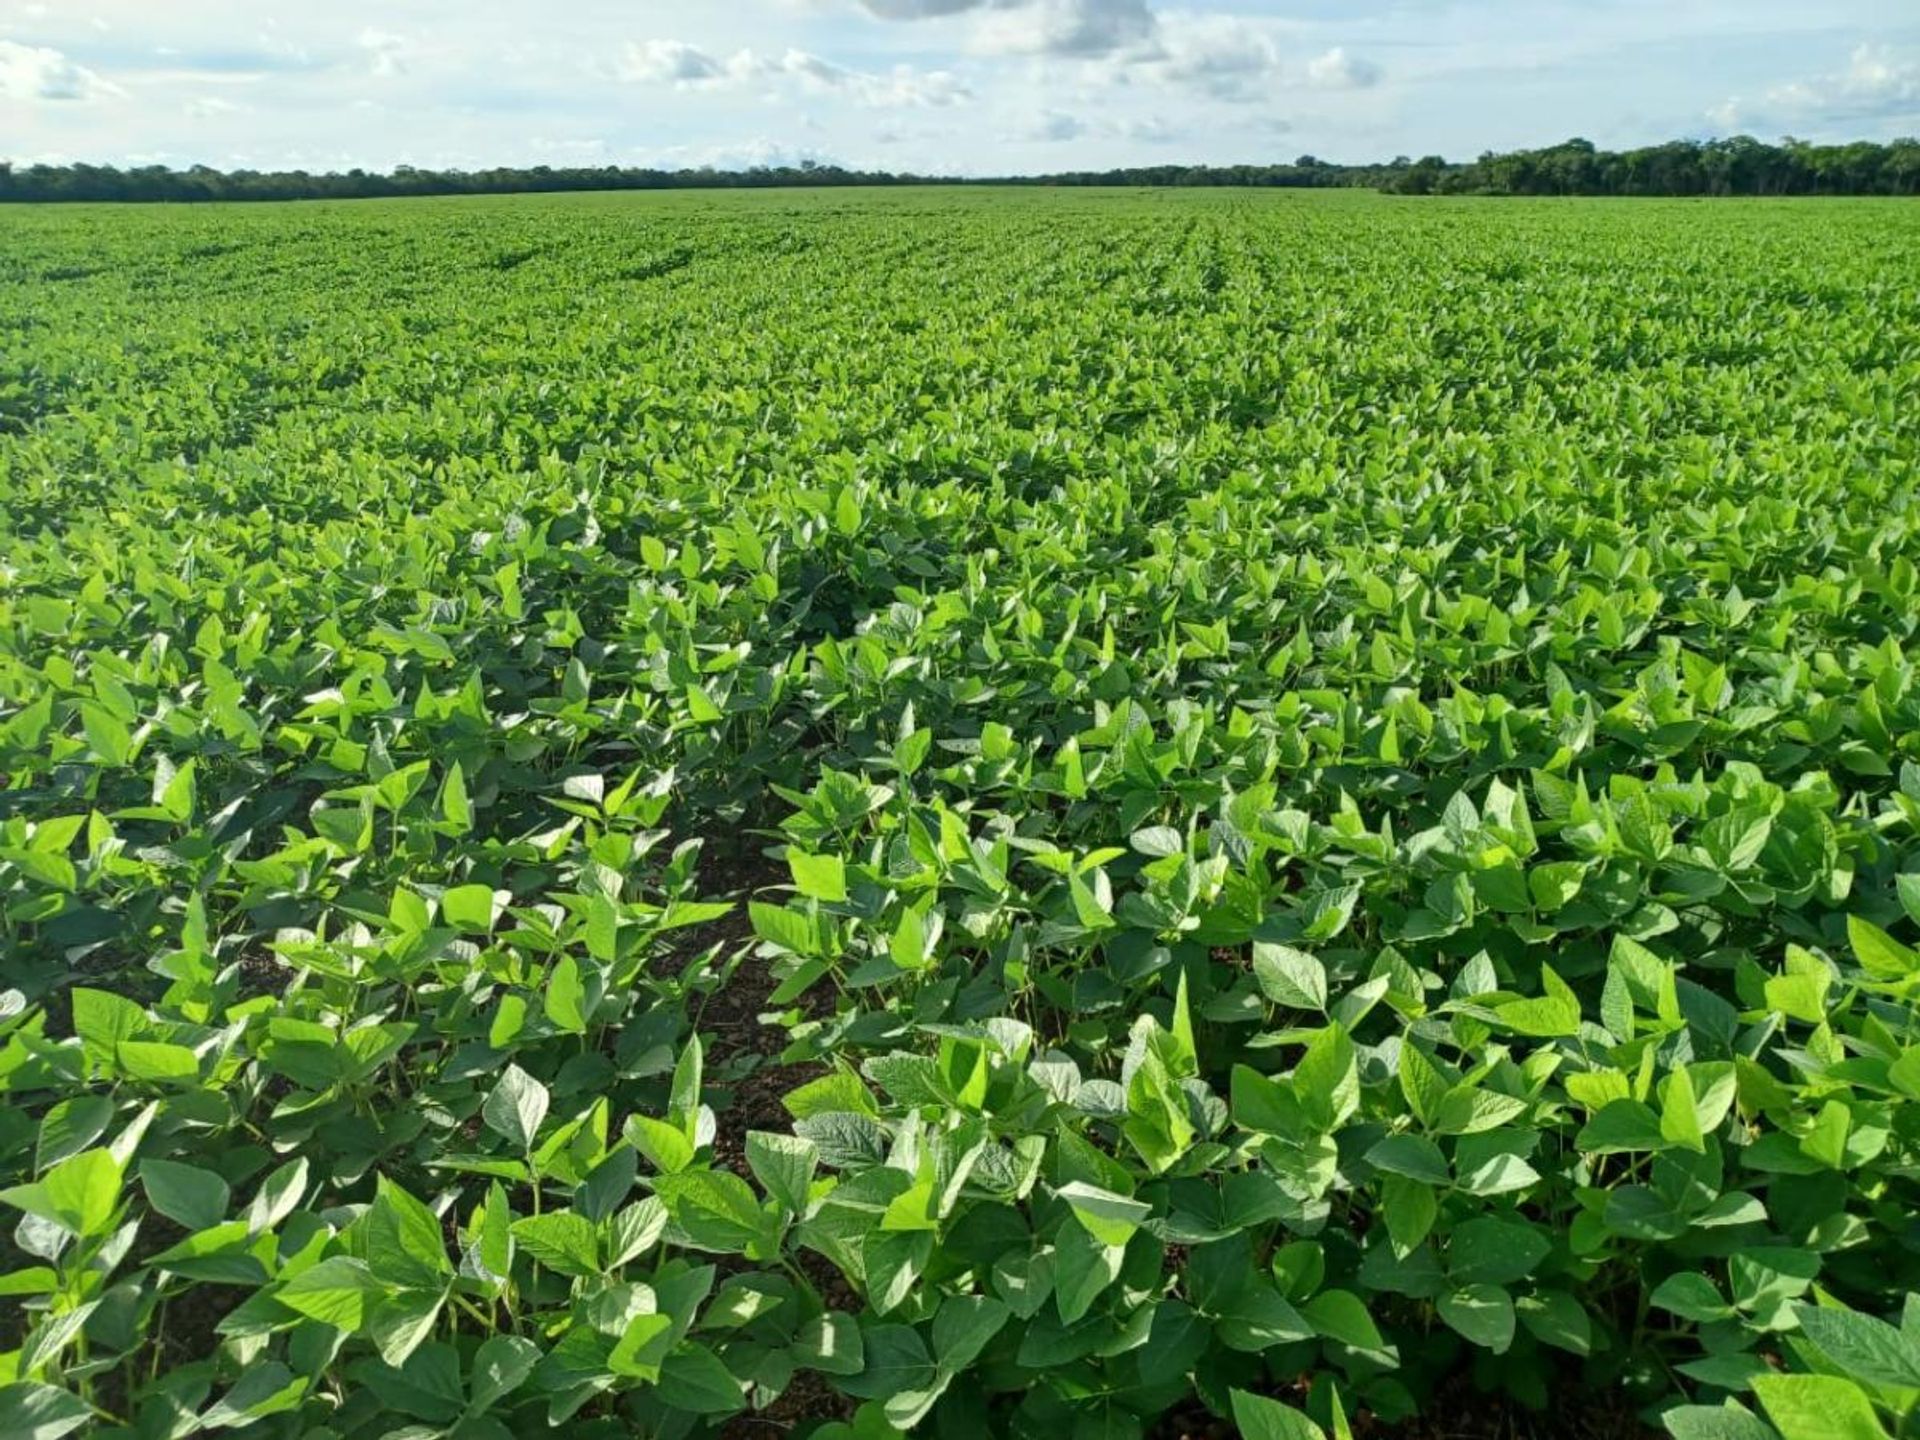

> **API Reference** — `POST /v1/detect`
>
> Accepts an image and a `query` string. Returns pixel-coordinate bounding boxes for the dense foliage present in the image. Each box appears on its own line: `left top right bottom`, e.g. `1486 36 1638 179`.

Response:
3 133 1916 204
2 188 1920 1440
1388 136 1920 196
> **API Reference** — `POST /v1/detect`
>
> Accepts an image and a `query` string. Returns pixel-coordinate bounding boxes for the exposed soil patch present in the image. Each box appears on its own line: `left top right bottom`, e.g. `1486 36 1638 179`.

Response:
682 846 830 1176
694 844 857 1436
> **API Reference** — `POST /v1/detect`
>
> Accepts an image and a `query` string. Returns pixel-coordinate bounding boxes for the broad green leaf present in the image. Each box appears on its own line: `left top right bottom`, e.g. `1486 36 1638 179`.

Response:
1438 1284 1515 1353
141 1159 230 1232
483 1064 549 1152
789 851 848 903
1229 1389 1326 1440
1254 943 1329 1012
656 1343 744 1414
1794 1303 1920 1389
545 955 588 1035
0 1382 92 1440
1663 1404 1783 1440
1752 1374 1890 1440
278 1256 386 1330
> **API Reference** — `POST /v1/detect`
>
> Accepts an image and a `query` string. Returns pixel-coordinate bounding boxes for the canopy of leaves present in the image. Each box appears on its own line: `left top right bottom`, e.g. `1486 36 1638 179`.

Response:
1 188 1918 1440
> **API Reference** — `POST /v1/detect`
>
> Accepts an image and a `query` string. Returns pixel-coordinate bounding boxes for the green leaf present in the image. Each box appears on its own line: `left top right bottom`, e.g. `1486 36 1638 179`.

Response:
1303 1290 1385 1351
1660 1065 1706 1153
750 901 819 957
1794 1304 1920 1389
1366 1133 1450 1185
1848 915 1918 980
1438 1284 1515 1353
656 1343 744 1414
367 1176 453 1289
794 1313 866 1376
1448 1216 1549 1287
1053 1222 1124 1324
140 1159 230 1232
670 1032 704 1130
1295 1021 1358 1132
1254 943 1329 1012
1663 1404 1782 1440
577 1146 638 1222
747 1131 818 1216
482 1064 549 1152
246 1157 308 1235
656 1171 770 1255
352 1343 464 1423
1379 1175 1437 1255
880 1176 940 1232
368 1288 446 1369
1516 1290 1591 1356
789 851 848 903
278 1255 386 1330
1652 1272 1733 1323
1578 1099 1666 1154
546 955 588 1035
834 487 863 537
0 1383 92 1440
1055 1181 1151 1248
1433 1087 1528 1136
470 1335 541 1411
1752 1374 1890 1440
840 1323 934 1402
1398 1043 1449 1127
626 1114 696 1174
198 1363 307 1429
1494 964 1583 1037
116 1039 200 1084
609 1313 674 1381
442 883 501 932
510 1211 600 1277
1229 1389 1326 1440
1131 825 1185 858
932 1294 1009 1373
71 987 144 1072
34 1097 113 1172
685 683 725 724
0 1147 122 1238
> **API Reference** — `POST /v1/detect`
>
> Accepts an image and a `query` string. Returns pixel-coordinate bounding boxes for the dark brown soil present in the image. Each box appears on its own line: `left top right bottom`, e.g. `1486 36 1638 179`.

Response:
721 1365 856 1438
696 845 857 1436
682 846 829 1176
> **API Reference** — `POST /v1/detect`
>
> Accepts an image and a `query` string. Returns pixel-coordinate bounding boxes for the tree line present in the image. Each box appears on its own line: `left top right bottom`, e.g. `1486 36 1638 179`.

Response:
2 135 1916 203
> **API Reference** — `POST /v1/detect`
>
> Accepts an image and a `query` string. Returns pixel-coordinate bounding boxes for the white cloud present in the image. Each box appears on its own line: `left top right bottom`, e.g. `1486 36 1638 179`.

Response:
1306 47 1381 91
0 38 120 101
1117 113 1182 143
973 0 1156 59
620 39 755 87
852 63 970 107
858 0 989 16
1769 44 1917 118
1027 108 1085 140
184 95 242 118
1711 44 1918 133
623 39 969 108
2 0 1911 178
663 136 838 170
357 28 408 78
1703 97 1743 130
1129 14 1282 101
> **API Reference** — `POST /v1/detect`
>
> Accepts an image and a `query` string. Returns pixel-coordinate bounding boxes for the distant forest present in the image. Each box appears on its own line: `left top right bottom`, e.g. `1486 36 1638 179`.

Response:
3 135 1917 203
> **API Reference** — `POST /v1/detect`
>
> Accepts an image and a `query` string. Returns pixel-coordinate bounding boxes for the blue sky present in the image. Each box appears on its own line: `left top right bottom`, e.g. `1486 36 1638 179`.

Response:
2 0 1916 173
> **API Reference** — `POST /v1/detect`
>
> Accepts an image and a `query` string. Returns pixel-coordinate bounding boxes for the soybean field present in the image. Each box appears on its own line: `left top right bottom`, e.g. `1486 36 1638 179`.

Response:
3 188 1920 1440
